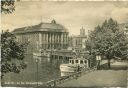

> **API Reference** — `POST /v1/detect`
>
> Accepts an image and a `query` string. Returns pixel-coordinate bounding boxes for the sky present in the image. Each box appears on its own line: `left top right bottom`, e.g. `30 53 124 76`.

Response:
1 1 128 35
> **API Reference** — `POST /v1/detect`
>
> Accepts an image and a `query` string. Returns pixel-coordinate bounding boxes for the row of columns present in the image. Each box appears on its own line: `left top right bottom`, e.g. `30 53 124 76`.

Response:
39 32 68 44
39 32 68 49
16 32 69 53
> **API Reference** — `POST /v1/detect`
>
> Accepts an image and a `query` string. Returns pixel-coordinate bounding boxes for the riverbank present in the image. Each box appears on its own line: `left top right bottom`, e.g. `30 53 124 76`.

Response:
58 61 127 87
58 70 127 87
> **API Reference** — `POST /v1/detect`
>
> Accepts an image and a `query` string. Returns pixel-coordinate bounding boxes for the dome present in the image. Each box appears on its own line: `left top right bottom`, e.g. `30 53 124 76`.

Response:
13 20 68 34
51 19 56 24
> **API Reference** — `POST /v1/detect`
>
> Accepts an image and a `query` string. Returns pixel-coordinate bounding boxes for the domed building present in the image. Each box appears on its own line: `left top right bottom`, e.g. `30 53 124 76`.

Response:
13 20 69 53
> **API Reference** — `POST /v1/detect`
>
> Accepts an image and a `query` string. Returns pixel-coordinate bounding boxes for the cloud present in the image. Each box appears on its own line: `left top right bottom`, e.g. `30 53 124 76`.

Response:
111 7 128 23
1 1 128 35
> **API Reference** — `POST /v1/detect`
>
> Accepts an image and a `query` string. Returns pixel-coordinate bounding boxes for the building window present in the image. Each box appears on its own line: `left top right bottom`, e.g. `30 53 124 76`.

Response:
84 60 87 64
80 60 83 64
69 60 72 63
72 60 74 64
75 60 78 63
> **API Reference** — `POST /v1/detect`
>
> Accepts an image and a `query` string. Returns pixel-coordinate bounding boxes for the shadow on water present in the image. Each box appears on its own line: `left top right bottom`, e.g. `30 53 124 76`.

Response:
2 54 66 87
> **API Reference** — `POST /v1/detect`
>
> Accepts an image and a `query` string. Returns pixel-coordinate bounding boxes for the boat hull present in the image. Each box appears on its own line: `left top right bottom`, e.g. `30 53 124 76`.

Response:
60 65 78 73
33 53 50 58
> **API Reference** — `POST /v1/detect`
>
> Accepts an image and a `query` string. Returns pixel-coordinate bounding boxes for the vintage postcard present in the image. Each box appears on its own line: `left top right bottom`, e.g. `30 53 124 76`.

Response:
1 0 128 88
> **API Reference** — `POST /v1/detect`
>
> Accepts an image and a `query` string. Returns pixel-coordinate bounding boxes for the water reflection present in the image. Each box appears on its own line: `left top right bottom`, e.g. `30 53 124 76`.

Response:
3 54 67 86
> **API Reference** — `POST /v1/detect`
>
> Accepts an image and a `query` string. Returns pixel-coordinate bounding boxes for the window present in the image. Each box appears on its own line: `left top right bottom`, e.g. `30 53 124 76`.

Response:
84 60 87 63
80 60 83 64
72 60 74 64
75 60 78 63
69 60 72 63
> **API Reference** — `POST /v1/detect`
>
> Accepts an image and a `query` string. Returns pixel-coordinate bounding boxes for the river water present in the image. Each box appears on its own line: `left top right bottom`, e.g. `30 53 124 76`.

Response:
3 54 67 87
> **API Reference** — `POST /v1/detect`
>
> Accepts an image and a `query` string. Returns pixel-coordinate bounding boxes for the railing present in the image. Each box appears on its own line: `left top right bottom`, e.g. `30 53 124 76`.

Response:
37 66 97 87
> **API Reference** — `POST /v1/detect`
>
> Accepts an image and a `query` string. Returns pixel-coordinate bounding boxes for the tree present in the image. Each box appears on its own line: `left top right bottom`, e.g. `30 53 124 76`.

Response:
86 18 128 69
1 31 27 78
1 0 15 14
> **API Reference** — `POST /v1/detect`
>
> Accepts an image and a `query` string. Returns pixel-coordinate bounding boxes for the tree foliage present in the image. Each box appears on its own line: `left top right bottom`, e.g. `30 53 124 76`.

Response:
1 31 27 78
1 0 15 14
86 18 128 68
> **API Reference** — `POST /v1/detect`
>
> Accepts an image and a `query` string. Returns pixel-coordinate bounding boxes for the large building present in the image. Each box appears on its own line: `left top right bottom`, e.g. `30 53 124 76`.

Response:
13 20 69 53
69 27 87 52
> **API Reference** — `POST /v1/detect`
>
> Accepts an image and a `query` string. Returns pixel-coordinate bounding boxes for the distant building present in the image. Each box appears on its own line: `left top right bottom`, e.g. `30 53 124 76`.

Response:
69 27 87 52
13 20 69 53
80 27 85 36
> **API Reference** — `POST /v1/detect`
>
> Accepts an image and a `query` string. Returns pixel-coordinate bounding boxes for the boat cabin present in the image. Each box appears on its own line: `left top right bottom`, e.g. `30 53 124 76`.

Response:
69 58 90 68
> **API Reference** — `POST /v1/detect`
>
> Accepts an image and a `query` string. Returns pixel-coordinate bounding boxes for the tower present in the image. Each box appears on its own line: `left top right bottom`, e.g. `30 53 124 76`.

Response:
80 27 85 36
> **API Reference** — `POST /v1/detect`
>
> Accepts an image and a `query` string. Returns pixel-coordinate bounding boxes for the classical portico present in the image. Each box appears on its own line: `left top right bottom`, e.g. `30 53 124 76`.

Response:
39 32 68 49
13 20 69 53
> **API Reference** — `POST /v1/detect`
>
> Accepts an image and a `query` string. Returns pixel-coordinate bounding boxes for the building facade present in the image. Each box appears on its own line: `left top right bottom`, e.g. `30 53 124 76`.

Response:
69 27 87 52
13 20 69 53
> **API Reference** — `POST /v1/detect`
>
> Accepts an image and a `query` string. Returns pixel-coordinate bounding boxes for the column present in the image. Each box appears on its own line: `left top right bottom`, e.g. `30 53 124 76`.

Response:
66 33 68 49
59 34 61 49
49 33 51 49
61 34 63 49
50 33 52 49
63 33 65 49
45 33 47 49
49 33 50 49
47 33 49 49
39 33 42 49
51 33 53 49
57 33 59 49
56 33 58 43
35 33 38 51
52 33 55 49
55 33 57 49
46 33 48 49
42 33 44 49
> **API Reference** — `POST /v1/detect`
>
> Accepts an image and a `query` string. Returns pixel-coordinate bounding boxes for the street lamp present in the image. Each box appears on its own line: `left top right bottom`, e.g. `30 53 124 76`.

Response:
96 55 101 70
35 58 39 87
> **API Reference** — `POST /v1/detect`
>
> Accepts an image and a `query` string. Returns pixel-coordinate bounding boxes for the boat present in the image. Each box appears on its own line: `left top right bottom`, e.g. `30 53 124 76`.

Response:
60 58 90 76
33 50 50 58
33 52 42 56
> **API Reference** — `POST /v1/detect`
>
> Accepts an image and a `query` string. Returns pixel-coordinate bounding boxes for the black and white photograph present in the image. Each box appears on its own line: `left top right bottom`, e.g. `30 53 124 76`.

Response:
1 0 128 87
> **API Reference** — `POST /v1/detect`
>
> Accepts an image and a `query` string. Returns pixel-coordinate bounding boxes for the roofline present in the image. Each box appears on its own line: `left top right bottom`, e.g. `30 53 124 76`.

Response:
13 30 69 34
13 22 69 34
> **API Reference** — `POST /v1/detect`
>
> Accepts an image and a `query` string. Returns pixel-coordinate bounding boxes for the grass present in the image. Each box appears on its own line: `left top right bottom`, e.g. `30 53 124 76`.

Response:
58 70 127 87
58 61 127 87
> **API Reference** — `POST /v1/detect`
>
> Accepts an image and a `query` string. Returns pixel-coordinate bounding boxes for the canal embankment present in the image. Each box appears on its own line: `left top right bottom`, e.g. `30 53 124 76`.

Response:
57 61 127 87
35 60 127 87
57 70 127 87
